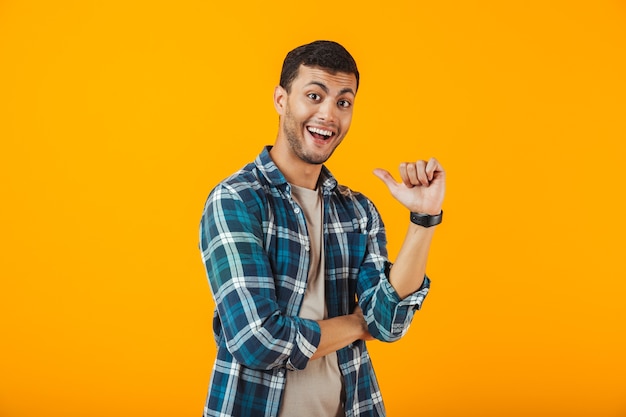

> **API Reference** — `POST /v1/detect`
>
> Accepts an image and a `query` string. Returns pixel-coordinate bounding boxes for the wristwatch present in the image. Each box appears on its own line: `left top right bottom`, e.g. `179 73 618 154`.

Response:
410 210 443 228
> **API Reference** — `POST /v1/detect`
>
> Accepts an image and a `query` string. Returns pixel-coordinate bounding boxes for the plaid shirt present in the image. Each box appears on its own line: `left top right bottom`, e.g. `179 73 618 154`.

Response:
199 147 430 417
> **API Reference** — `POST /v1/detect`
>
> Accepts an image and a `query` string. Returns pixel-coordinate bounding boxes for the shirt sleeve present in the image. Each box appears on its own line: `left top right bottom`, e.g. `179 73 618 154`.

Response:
356 199 431 342
200 183 321 371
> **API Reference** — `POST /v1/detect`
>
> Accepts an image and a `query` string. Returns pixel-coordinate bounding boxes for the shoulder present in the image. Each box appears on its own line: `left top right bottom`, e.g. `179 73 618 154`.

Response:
321 166 375 212
333 183 377 212
327 183 383 234
205 161 269 210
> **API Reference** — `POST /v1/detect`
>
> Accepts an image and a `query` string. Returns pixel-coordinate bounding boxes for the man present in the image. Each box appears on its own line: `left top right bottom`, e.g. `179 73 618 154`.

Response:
199 40 445 417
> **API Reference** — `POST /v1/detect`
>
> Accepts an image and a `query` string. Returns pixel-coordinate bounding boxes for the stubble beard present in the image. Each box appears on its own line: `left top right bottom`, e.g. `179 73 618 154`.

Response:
282 106 338 166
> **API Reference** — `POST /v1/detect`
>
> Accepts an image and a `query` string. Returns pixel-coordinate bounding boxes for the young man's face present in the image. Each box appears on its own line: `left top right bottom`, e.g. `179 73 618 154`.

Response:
274 65 357 165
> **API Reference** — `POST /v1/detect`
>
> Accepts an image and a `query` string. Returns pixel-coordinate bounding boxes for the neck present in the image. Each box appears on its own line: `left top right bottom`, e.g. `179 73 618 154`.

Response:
269 143 322 190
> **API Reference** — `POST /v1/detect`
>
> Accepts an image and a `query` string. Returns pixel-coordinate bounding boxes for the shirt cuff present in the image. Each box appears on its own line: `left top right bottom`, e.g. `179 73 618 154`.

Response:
370 273 430 341
285 317 321 371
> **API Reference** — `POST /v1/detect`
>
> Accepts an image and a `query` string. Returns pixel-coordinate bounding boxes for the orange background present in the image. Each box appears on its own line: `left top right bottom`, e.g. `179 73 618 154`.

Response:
1 1 625 416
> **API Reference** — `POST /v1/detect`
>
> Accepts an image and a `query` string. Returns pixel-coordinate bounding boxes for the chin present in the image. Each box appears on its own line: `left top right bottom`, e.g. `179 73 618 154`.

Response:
304 148 336 165
299 154 327 165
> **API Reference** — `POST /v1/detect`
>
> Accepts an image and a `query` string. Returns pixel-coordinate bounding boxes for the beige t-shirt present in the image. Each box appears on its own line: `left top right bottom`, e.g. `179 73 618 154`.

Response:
278 184 345 417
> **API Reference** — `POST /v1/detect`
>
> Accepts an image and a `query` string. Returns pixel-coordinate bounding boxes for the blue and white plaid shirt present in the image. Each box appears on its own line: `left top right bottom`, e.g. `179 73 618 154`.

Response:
199 147 430 417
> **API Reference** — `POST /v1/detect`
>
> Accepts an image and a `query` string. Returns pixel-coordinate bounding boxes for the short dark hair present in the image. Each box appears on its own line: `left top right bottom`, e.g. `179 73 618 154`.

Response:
279 40 360 93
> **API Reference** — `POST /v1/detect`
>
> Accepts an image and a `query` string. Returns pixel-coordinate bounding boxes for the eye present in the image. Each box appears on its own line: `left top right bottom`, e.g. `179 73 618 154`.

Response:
307 93 321 101
338 99 352 109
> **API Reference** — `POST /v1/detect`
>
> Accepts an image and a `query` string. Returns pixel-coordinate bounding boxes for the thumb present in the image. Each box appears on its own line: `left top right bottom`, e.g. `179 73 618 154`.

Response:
372 168 398 191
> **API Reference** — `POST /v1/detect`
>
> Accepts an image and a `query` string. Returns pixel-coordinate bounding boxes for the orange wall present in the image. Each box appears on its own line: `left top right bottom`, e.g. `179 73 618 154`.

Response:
1 1 625 416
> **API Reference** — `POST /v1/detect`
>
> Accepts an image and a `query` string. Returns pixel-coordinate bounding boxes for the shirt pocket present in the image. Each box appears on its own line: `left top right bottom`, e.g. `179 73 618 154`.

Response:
326 231 368 277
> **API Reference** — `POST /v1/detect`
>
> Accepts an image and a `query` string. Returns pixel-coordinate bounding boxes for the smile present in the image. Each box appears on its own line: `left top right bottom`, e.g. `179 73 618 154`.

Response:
307 126 335 140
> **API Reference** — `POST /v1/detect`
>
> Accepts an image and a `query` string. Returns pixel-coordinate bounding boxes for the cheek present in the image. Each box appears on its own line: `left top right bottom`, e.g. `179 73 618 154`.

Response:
341 113 353 130
288 102 309 123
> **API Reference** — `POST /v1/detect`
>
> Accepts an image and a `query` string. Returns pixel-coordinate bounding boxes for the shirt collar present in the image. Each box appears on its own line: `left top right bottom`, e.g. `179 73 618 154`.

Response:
255 146 338 193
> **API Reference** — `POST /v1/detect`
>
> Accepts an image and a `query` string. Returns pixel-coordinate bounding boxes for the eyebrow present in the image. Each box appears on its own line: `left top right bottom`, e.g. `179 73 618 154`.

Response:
305 81 355 96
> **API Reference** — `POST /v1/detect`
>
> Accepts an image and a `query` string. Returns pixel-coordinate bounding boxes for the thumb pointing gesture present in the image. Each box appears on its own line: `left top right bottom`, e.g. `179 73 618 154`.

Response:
372 168 398 192
373 159 445 215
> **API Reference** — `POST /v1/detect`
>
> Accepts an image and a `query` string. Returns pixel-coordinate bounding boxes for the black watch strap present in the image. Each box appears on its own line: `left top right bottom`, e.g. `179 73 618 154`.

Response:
410 210 443 228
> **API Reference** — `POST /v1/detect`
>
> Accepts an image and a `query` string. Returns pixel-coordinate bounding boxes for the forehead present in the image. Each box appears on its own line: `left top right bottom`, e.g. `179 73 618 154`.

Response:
293 65 357 94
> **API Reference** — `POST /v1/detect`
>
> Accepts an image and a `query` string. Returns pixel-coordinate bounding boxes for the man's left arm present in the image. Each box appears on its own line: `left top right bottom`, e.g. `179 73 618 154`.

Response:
373 157 446 299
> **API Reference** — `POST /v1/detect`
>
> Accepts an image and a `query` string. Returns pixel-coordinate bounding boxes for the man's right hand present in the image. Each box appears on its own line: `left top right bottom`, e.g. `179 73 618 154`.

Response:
353 306 374 341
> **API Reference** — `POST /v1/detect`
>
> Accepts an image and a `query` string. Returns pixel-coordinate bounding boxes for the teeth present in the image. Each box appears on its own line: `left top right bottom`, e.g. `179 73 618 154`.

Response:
308 127 333 137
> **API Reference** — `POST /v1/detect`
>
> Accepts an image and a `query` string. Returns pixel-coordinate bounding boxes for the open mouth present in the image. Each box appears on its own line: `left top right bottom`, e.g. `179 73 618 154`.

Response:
307 126 335 141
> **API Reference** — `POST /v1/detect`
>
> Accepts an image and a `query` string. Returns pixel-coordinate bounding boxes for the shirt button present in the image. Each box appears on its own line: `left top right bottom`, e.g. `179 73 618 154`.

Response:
278 370 285 377
304 245 310 251
298 288 304 295
294 207 300 214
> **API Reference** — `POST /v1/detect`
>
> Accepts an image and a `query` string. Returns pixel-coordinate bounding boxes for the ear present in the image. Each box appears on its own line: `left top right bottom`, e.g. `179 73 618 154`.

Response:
273 85 287 115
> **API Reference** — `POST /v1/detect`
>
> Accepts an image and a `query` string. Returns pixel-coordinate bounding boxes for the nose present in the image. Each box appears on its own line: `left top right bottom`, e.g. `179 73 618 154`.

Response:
317 98 336 123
